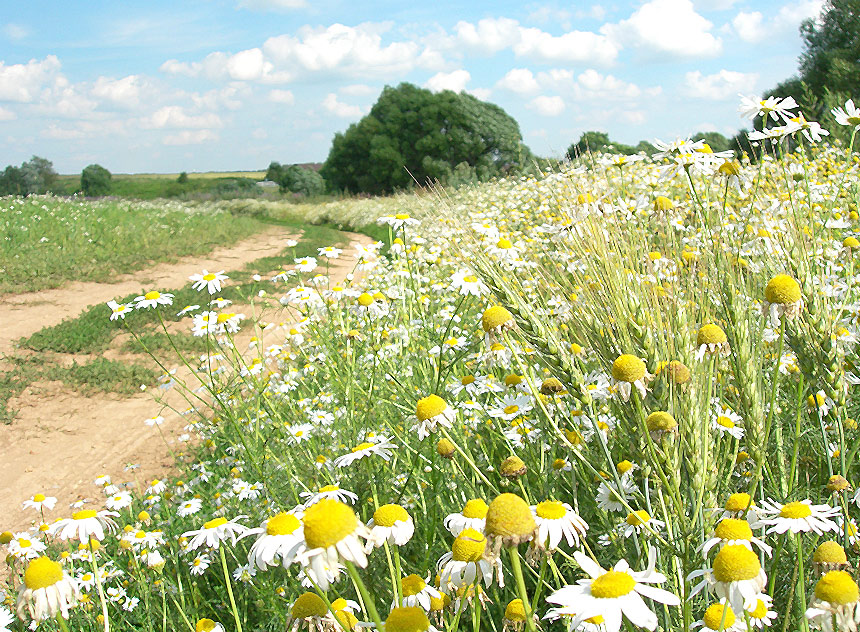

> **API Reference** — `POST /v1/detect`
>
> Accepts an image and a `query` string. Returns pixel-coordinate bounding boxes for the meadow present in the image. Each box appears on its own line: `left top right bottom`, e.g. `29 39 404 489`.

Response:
4 96 860 632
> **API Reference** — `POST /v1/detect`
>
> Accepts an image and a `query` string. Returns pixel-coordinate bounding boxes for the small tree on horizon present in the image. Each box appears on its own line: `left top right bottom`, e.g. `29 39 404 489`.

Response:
81 164 112 196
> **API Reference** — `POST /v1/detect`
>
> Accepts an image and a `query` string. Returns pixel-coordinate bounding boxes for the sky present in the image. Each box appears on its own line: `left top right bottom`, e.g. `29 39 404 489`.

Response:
0 0 824 174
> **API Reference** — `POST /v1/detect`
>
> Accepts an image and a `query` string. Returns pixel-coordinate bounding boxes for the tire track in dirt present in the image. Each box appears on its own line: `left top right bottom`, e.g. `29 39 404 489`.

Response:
0 228 374 534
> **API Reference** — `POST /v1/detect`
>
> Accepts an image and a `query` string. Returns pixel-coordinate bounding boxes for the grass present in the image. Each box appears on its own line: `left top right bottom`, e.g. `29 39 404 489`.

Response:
0 196 267 294
51 172 268 199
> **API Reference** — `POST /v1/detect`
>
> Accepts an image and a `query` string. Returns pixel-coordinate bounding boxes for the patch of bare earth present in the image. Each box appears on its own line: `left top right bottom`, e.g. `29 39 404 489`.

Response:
0 227 374 534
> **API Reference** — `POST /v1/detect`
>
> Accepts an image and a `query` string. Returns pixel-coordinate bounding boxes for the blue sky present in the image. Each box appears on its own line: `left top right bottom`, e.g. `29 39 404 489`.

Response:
0 0 823 173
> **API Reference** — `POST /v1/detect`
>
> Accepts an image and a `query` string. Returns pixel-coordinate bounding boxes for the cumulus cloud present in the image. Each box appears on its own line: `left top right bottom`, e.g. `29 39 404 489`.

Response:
268 89 295 104
529 95 566 116
0 55 62 102
92 75 144 109
143 106 222 129
163 129 218 145
496 68 541 94
684 69 758 99
322 93 364 118
191 84 248 111
602 0 722 58
730 0 823 43
425 69 471 93
576 69 641 99
454 17 521 55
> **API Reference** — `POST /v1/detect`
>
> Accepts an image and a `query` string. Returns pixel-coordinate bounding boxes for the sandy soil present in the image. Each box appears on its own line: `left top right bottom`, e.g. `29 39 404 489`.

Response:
0 226 373 534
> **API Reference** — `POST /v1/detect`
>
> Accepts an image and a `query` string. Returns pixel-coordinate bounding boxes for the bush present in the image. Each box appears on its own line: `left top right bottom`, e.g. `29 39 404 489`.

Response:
81 164 112 196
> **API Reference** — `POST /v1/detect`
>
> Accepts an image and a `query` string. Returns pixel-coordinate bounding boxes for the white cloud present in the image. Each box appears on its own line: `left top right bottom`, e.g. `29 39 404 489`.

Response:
731 0 823 43
268 89 295 104
41 124 86 140
144 106 222 129
622 110 646 125
576 69 641 99
603 0 722 58
684 69 758 99
226 48 269 80
322 93 364 118
529 95 566 116
0 55 62 102
191 84 248 111
2 24 29 40
470 88 492 101
454 18 521 54
496 68 541 94
237 0 308 9
693 0 738 8
425 70 471 93
0 106 15 121
163 130 218 145
515 27 619 65
92 75 143 109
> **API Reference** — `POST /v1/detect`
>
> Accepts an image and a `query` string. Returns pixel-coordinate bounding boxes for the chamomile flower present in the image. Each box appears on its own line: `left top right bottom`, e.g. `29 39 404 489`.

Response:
762 274 803 326
0 606 13 632
757 499 839 535
712 406 744 440
16 556 80 622
702 518 772 557
22 494 56 512
105 491 133 511
701 544 768 614
300 484 359 506
189 270 228 294
806 570 860 632
195 619 226 632
531 501 588 551
189 553 211 575
487 394 533 421
385 607 439 632
450 270 489 297
745 593 778 628
437 528 500 591
244 512 305 570
596 476 637 513
49 509 119 542
610 354 652 402
177 498 203 517
414 394 455 440
334 437 396 468
7 532 46 560
396 575 444 611
693 600 743 632
544 549 680 632
134 290 174 309
365 504 415 550
107 299 134 321
298 499 370 591
696 324 731 360
444 499 489 536
621 510 665 539
182 515 248 550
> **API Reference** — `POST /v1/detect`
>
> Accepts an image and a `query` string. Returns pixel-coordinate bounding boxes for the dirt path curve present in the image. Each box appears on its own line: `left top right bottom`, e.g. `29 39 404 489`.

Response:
1 228 375 534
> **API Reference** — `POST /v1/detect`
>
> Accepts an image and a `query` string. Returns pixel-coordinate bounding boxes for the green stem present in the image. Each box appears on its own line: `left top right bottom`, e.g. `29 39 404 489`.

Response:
507 547 537 632
344 561 384 629
219 546 244 632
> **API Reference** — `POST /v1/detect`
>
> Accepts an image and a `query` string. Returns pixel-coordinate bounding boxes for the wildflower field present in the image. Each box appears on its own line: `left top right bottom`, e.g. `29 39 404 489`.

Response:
6 97 860 632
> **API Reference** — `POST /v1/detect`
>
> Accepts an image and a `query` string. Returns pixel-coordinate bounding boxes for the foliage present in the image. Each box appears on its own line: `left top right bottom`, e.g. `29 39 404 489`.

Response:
177 171 189 184
80 164 112 196
266 162 326 196
321 82 529 194
0 156 56 195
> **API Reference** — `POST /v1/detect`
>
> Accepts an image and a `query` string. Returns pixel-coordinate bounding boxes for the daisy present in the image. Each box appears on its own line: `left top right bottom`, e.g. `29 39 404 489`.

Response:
22 493 57 512
134 290 174 309
189 553 211 575
243 512 305 570
806 570 860 632
531 501 588 551
195 619 225 632
333 437 396 468
365 504 415 550
762 274 803 326
444 499 489 536
757 498 839 535
745 593 778 629
182 515 248 550
712 406 744 440
177 498 203 517
621 510 665 539
695 324 731 360
693 600 743 632
738 94 797 122
318 245 342 259
0 607 13 632
16 557 80 623
294 257 318 272
189 270 228 295
701 518 772 557
105 491 133 511
610 354 652 402
691 544 768 614
107 299 134 321
595 476 637 513
49 508 119 542
396 575 444 611
298 499 371 590
437 528 501 591
487 394 533 421
176 304 199 316
832 99 860 130
300 484 358 506
449 270 489 297
7 532 47 560
544 549 680 632
378 212 420 229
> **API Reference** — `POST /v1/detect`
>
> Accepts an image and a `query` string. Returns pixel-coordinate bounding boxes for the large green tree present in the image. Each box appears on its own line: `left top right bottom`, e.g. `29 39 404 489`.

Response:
321 83 529 194
81 164 112 196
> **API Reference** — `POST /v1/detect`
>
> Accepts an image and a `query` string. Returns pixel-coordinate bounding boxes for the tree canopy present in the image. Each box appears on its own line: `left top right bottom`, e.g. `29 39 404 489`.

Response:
0 156 57 196
321 83 530 194
81 164 112 196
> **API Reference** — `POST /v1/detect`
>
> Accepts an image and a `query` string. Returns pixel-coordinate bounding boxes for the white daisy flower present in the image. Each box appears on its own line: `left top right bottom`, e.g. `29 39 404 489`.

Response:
414 394 456 439
297 499 371 591
712 406 744 440
334 437 396 468
757 498 839 535
182 515 248 550
365 504 415 550
177 498 203 517
22 494 57 512
243 512 305 570
16 556 80 623
620 510 665 539
701 518 772 557
300 484 358 507
189 270 228 295
134 290 174 309
7 532 47 560
444 499 489 536
531 501 588 551
107 299 134 321
487 394 533 422
437 528 502 591
395 575 444 611
49 508 119 542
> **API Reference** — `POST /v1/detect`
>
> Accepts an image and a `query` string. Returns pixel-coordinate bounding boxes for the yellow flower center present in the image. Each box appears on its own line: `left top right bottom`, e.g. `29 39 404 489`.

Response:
626 510 650 526
552 458 568 470
503 404 520 415
577 193 594 204
482 306 514 332
357 293 374 307
485 493 536 539
815 570 860 606
616 460 633 474
844 237 860 249
319 484 339 492
505 374 523 386
73 509 97 520
747 599 768 619
144 291 161 300
780 501 812 519
196 619 217 632
534 500 565 519
463 275 478 283
266 512 301 536
714 518 753 541
216 312 235 324
490 342 505 351
716 416 735 429
203 273 217 281
373 504 410 527
765 274 801 305
451 528 487 562
33 494 46 502
352 442 375 453
718 161 742 177
724 493 752 513
646 411 677 432
385 607 430 632
17 537 32 547
611 354 646 383
203 517 228 530
291 592 327 619
697 324 727 346
590 570 636 598
712 544 761 582
429 593 450 611
654 196 674 211
416 394 447 421
401 574 426 596
505 599 526 621
336 610 359 630
814 541 848 564
703 603 736 630
23 556 63 590
461 499 489 519
584 616 605 624
303 499 358 549
496 238 513 249
395 213 410 220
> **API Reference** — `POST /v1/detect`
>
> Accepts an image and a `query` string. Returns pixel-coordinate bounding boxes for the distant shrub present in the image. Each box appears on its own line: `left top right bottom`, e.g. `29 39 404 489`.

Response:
81 164 112 196
177 171 189 184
